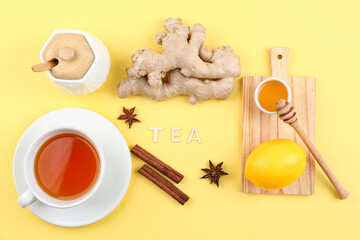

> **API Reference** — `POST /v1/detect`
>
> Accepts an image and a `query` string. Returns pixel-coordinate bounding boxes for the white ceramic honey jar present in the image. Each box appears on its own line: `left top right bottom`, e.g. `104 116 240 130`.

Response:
36 29 110 95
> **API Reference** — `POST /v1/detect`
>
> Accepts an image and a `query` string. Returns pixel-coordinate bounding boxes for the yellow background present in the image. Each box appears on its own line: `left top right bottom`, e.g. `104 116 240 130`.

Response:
1 0 359 239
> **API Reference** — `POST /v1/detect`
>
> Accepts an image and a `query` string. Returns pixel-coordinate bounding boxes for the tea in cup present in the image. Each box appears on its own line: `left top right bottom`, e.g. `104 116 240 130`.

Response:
18 127 104 208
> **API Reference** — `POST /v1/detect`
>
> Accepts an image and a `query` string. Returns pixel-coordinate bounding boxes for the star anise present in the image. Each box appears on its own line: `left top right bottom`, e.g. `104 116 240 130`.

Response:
117 107 141 129
201 160 228 187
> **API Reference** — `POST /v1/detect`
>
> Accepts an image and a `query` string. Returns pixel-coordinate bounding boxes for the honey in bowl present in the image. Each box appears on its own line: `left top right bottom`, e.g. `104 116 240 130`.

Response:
34 133 100 200
258 80 288 112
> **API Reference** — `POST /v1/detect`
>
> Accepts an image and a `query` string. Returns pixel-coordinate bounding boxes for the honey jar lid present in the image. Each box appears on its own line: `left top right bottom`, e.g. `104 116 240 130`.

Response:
42 33 94 80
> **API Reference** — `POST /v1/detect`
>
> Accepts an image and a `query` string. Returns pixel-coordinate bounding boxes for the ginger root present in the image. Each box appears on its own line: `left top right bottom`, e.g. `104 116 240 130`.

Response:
117 18 241 104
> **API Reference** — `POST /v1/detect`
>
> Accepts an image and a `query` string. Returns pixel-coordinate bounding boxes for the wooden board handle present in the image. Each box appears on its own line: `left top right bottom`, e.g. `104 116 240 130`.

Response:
270 47 289 80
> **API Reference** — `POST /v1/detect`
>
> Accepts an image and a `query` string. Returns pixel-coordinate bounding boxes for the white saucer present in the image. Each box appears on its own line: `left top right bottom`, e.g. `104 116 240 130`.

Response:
13 108 132 227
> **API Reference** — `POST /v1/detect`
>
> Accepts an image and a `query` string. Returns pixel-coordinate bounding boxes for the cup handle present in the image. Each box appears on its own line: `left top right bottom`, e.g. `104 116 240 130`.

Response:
18 190 36 208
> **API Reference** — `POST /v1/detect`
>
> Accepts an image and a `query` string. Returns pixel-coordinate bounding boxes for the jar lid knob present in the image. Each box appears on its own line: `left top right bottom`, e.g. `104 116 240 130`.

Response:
58 47 75 61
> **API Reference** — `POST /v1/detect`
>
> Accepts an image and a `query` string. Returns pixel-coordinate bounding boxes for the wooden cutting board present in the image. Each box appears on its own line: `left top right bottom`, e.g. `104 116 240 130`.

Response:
241 47 316 195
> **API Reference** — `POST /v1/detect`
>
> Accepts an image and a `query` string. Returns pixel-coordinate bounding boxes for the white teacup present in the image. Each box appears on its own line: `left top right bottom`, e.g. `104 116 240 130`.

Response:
40 29 111 95
254 77 292 114
17 127 104 208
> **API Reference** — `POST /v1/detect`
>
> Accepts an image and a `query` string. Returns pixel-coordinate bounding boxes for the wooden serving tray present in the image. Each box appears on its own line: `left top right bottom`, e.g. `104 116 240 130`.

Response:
241 47 316 195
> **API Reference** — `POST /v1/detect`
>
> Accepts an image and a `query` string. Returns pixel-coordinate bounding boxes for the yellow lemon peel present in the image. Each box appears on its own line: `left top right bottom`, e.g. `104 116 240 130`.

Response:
245 139 306 190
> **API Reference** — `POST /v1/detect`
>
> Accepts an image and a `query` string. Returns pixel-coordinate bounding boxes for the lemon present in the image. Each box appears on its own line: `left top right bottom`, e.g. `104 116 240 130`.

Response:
245 139 306 190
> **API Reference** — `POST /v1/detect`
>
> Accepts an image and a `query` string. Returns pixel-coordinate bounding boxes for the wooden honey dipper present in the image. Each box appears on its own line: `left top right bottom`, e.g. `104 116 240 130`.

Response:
31 47 75 72
276 99 349 200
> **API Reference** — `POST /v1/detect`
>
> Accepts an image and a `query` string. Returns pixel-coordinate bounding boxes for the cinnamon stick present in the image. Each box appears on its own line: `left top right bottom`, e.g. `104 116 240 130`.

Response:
131 144 184 183
138 164 189 205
